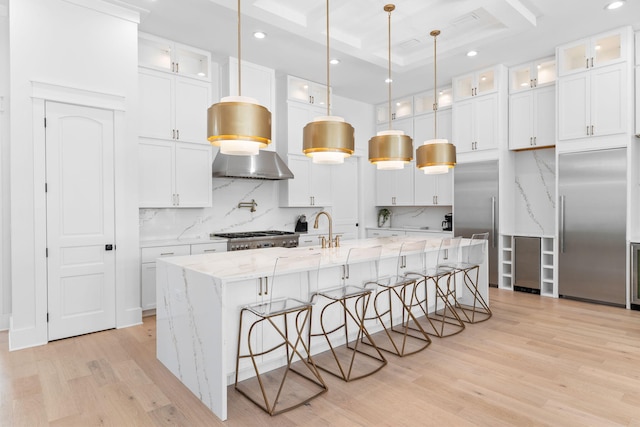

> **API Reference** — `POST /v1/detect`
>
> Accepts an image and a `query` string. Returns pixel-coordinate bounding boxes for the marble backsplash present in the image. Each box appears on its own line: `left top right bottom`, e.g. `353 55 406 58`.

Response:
376 206 452 231
513 148 556 236
139 178 327 242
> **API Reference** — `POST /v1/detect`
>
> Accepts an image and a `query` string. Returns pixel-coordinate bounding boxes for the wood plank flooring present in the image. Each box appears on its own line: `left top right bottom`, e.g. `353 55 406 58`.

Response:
2 288 640 426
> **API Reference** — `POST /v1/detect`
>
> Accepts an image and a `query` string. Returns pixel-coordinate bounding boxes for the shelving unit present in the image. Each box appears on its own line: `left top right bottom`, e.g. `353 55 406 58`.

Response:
541 237 555 296
500 234 514 289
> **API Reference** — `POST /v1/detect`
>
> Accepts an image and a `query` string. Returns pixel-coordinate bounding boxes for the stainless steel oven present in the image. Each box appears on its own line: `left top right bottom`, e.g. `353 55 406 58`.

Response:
631 243 640 310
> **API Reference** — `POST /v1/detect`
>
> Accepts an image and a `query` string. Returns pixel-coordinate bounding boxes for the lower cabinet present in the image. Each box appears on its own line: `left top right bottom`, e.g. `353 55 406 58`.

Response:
139 138 212 208
366 229 406 238
140 241 226 312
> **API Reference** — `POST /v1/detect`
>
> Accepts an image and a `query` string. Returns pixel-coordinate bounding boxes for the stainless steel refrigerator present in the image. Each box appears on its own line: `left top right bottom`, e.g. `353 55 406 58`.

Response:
454 160 499 286
558 148 626 306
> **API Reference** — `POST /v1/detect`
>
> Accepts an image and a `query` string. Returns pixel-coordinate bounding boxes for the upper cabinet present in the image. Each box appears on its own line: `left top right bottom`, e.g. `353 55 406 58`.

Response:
557 27 630 77
510 57 556 93
138 68 210 143
453 66 500 101
509 85 555 150
376 97 413 124
414 86 453 115
139 32 211 81
279 154 332 207
287 75 328 107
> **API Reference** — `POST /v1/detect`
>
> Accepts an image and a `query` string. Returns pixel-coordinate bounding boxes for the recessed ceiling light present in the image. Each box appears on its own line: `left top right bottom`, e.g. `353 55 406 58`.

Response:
385 78 393 83
605 0 625 10
253 31 266 39
466 50 478 57
329 58 340 65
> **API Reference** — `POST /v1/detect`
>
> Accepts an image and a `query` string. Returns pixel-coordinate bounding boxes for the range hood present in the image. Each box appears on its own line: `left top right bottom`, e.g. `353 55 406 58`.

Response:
212 150 294 180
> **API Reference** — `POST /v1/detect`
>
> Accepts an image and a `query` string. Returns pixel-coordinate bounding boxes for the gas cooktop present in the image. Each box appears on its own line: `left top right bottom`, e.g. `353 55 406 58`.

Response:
210 231 299 251
211 230 296 239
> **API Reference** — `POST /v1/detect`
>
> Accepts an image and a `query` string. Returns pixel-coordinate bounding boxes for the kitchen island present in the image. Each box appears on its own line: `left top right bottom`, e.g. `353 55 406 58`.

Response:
155 236 488 421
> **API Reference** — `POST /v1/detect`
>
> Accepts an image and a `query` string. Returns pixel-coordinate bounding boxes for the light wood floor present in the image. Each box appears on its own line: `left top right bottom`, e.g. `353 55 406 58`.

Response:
2 288 640 426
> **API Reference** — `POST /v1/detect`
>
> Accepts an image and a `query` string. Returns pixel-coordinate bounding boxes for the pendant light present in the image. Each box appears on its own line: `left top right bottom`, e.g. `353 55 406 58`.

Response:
207 0 271 156
302 0 355 164
416 30 456 174
368 4 413 170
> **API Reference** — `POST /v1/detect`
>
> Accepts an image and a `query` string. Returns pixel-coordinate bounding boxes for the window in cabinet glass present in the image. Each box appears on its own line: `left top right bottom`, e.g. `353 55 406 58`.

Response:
174 48 209 79
477 69 495 94
139 37 172 72
536 59 556 86
561 44 588 74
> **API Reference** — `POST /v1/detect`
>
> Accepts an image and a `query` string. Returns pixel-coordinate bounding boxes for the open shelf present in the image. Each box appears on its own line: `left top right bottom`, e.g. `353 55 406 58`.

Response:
499 234 514 289
540 237 555 297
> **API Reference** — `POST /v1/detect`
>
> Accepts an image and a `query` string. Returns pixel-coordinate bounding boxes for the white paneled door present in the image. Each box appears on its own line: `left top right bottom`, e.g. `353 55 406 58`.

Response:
45 102 116 341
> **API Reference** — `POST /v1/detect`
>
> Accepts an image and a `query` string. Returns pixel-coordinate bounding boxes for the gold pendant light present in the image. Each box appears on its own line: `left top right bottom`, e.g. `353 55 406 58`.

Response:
207 0 272 156
302 0 354 164
416 30 456 174
368 4 413 170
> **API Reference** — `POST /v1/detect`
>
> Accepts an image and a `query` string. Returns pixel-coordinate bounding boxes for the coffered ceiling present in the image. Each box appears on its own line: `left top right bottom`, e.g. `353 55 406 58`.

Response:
114 0 640 104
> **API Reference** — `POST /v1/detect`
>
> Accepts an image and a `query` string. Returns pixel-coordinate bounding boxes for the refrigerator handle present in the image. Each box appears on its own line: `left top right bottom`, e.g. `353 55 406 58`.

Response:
559 195 565 253
491 196 497 248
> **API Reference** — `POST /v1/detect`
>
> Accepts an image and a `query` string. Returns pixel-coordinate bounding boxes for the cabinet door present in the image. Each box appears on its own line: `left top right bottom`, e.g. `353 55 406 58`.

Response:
138 34 173 73
284 155 312 206
592 31 624 69
139 138 175 208
174 77 210 143
533 86 556 148
330 156 358 237
174 143 212 207
174 42 211 80
393 97 413 120
394 163 415 206
139 69 174 140
310 162 332 206
190 242 227 254
558 73 589 140
309 83 328 107
535 58 556 87
414 171 437 205
452 100 474 153
453 74 474 100
435 172 453 206
288 75 312 103
287 102 324 155
141 263 157 310
509 91 534 150
475 94 498 151
476 67 497 96
591 63 626 138
558 39 589 76
375 169 395 206
510 63 533 93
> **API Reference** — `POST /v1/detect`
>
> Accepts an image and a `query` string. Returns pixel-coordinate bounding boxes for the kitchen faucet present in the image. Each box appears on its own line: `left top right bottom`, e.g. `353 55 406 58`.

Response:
313 211 339 248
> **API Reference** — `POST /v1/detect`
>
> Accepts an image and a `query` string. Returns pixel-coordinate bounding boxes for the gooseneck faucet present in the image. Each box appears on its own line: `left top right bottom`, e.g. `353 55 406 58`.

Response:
314 211 338 248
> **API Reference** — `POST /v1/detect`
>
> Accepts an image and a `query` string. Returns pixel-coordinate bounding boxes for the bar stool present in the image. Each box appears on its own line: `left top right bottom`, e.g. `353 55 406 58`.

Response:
365 240 432 357
234 253 327 416
309 246 387 381
442 233 492 323
405 237 465 338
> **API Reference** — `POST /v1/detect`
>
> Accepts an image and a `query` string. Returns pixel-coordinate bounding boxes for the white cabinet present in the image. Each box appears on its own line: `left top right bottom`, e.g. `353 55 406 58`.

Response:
139 138 212 208
330 156 359 239
509 85 555 150
138 32 211 81
414 171 453 206
509 57 556 93
140 244 191 311
636 67 640 137
558 62 627 141
366 229 406 238
413 108 452 147
279 154 332 207
453 93 499 153
414 87 452 115
287 75 328 107
453 66 500 101
190 242 227 255
376 97 413 124
138 68 210 144
375 163 415 206
557 27 630 77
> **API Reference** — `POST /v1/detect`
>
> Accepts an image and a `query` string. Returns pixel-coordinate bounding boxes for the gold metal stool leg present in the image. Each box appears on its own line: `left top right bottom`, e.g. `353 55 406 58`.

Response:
235 306 328 416
310 290 387 381
452 266 492 323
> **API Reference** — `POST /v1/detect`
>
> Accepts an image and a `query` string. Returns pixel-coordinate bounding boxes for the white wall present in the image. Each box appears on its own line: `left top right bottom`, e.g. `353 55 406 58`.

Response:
0 0 9 330
9 0 140 349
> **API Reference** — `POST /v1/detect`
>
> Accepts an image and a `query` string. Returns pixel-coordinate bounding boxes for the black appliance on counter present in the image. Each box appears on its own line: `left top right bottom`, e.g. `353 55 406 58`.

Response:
295 215 308 232
442 213 453 231
210 231 299 251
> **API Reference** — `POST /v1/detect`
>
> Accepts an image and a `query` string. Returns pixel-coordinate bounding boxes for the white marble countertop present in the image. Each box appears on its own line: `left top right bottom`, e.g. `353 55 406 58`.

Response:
158 236 470 283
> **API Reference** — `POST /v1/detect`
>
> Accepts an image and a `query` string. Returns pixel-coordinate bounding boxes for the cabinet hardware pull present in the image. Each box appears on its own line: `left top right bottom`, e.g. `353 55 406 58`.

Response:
176 129 179 140
590 125 594 136
534 136 536 145
585 58 589 69
264 277 268 295
586 126 589 136
160 252 174 256
590 57 593 68
176 62 179 73
176 194 179 205
530 137 533 146
172 129 175 139
491 197 497 248
258 277 262 296
534 78 537 87
172 62 175 72
203 249 217 253
559 196 566 253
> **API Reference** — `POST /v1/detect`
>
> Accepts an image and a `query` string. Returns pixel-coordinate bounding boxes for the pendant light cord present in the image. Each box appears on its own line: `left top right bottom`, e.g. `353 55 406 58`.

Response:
387 7 392 130
326 0 330 116
237 0 242 96
432 30 438 139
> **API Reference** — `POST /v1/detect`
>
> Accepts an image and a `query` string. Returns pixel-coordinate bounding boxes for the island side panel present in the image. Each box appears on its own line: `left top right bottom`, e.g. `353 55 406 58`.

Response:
156 259 227 421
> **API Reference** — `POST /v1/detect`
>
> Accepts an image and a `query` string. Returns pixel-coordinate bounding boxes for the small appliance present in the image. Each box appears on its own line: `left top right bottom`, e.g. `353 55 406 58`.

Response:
442 213 453 231
295 215 308 232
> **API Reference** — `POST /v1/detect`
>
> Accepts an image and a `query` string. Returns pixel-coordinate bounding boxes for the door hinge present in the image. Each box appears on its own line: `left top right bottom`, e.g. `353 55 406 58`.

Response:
46 248 48 257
